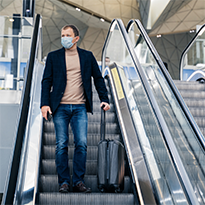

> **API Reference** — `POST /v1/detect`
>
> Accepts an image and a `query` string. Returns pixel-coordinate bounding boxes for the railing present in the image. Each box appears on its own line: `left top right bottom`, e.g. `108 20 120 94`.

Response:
102 19 157 205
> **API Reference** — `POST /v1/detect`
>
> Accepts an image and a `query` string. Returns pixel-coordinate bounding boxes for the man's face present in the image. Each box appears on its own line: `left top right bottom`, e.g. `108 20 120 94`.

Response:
61 27 79 44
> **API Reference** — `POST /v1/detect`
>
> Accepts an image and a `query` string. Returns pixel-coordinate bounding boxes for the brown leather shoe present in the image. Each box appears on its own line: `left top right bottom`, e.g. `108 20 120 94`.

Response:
73 182 91 193
59 183 70 193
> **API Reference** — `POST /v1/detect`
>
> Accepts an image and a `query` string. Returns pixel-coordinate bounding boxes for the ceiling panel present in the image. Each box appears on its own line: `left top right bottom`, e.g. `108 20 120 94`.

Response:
150 0 205 35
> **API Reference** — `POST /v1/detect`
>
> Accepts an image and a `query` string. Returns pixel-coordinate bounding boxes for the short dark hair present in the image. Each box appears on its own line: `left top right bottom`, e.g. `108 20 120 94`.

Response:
61 24 80 37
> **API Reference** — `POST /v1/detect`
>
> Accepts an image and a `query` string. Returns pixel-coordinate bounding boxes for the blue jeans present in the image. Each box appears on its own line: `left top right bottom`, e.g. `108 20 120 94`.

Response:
53 104 88 187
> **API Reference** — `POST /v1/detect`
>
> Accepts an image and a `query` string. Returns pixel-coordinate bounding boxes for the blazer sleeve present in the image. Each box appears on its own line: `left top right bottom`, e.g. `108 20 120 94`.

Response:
40 53 53 108
91 53 109 104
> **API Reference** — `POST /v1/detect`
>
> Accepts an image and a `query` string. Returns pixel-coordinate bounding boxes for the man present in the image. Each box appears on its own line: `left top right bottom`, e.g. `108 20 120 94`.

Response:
41 24 110 193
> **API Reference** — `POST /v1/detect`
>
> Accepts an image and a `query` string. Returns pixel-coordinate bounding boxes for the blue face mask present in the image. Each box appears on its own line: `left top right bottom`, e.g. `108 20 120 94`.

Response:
61 36 75 49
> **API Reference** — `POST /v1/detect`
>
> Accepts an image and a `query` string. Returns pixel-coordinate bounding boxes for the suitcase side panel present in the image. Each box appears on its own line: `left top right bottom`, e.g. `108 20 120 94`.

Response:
97 140 108 191
108 140 125 192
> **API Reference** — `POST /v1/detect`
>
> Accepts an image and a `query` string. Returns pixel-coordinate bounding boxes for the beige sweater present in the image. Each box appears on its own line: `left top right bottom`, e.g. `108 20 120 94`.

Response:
60 48 85 104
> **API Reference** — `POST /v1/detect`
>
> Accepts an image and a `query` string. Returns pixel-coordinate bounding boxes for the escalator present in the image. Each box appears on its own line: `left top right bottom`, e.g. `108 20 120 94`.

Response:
126 19 205 204
37 19 163 205
38 79 137 205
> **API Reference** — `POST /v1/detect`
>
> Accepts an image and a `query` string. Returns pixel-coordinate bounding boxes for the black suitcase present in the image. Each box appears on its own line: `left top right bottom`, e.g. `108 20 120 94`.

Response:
97 106 125 193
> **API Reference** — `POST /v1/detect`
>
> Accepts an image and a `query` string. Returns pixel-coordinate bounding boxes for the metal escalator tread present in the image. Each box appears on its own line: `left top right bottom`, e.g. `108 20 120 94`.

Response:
43 121 120 134
42 146 98 160
43 133 121 146
39 193 135 205
40 175 132 193
41 159 98 175
38 79 136 205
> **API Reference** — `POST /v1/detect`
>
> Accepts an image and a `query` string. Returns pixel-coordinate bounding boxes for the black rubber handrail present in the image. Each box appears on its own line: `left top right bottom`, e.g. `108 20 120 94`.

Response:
2 14 41 205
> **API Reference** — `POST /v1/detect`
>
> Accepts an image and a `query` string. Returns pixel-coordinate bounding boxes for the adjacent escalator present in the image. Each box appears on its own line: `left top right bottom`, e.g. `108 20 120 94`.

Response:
126 19 205 204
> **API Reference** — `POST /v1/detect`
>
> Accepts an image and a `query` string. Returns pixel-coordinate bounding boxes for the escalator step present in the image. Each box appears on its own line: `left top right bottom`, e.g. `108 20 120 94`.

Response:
199 128 205 136
44 122 120 134
40 175 97 192
192 117 205 127
179 98 205 107
41 159 97 175
41 159 128 176
43 133 121 146
174 81 205 91
188 107 205 117
178 90 205 98
39 193 136 205
39 175 132 193
42 146 98 160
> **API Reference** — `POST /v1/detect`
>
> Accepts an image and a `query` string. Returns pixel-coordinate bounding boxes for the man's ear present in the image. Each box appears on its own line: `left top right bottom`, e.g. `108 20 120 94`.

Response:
75 36 80 43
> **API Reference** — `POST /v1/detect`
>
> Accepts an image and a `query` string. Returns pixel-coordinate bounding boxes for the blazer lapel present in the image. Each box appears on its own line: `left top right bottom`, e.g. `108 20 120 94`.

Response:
77 47 85 78
58 47 66 78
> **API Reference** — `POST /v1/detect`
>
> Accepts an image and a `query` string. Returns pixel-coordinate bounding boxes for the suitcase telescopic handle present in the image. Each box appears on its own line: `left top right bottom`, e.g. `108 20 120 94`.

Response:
100 105 106 141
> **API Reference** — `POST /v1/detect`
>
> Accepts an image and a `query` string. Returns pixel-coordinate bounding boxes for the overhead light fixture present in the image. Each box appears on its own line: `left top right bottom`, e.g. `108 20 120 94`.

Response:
189 30 195 33
58 0 111 23
9 18 14 22
100 18 105 22
157 34 161 38
26 9 30 12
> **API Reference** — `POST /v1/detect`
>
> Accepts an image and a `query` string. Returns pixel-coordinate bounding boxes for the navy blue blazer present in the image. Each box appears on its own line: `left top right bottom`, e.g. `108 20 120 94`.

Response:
41 47 109 114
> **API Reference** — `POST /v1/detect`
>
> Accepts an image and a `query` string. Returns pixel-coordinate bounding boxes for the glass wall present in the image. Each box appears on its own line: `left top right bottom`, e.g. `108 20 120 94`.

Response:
0 16 33 91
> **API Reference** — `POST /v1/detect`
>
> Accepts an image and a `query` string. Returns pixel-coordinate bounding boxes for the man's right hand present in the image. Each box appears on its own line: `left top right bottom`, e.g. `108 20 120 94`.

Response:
41 106 52 120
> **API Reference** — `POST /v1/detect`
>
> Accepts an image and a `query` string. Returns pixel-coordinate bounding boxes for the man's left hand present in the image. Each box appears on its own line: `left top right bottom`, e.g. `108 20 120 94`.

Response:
100 102 110 111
